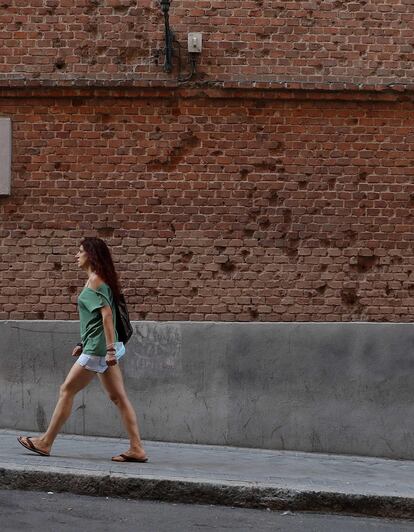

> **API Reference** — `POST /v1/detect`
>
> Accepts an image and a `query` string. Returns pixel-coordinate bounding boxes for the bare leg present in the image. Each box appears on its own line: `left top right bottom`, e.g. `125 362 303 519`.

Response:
98 364 147 460
20 362 95 454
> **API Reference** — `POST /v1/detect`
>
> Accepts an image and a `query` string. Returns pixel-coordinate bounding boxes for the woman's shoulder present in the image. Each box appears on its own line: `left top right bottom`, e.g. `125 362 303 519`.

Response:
89 274 107 291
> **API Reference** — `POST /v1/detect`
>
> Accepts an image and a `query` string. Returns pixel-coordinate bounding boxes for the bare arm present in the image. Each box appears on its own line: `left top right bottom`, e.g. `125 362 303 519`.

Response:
101 305 117 366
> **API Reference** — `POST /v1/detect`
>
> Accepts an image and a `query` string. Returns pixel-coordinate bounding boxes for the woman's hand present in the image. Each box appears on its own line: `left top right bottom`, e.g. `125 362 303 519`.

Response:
72 345 83 357
105 352 117 366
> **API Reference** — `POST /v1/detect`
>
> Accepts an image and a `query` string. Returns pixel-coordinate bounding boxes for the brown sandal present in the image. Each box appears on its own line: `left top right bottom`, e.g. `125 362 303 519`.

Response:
17 436 50 457
111 453 148 463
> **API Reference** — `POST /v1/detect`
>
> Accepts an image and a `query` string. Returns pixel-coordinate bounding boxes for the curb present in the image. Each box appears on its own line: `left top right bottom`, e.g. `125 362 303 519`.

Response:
1 466 414 520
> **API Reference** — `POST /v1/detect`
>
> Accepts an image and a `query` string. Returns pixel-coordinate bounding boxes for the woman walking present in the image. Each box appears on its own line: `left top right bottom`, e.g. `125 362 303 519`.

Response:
17 237 148 463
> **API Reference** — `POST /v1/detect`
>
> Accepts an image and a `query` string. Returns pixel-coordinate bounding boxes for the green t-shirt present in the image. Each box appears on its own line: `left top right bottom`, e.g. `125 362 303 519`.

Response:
77 283 118 357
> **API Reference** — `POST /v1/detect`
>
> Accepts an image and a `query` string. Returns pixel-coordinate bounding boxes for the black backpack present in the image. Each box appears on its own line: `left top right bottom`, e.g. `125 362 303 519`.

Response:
115 293 133 344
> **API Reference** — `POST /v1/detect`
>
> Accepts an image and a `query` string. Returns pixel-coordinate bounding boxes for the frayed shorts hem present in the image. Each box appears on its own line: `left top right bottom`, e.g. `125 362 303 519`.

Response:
76 342 126 373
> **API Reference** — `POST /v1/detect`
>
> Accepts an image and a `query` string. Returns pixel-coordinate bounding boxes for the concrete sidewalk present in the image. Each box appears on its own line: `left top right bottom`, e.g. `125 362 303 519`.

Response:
0 429 413 520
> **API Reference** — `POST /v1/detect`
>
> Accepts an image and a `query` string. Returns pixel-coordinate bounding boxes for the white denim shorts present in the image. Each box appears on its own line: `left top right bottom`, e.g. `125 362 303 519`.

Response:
77 342 126 373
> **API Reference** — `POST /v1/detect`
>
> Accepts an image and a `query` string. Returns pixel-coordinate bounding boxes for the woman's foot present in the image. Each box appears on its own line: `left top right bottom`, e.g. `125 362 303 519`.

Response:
17 436 51 457
111 447 148 462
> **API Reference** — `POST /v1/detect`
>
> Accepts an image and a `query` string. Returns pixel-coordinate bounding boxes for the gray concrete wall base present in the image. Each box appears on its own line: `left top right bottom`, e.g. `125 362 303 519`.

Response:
1 320 413 460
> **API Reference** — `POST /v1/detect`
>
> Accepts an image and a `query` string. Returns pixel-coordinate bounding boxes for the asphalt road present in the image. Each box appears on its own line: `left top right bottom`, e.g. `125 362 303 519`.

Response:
1 490 414 532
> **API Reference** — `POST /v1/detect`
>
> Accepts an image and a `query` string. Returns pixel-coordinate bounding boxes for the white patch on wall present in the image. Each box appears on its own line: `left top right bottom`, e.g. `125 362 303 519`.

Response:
0 117 11 196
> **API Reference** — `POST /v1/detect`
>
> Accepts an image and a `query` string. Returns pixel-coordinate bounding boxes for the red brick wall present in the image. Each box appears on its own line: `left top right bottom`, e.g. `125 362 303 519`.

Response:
0 0 414 88
1 1 414 321
1 91 414 321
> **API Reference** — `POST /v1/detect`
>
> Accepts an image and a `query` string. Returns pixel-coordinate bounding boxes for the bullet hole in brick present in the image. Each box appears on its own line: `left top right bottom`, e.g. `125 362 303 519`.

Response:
191 287 198 295
98 113 111 124
54 58 66 70
259 218 270 229
320 264 328 272
77 44 92 59
269 143 284 155
96 46 108 56
113 5 130 13
385 285 391 296
139 311 147 320
152 49 161 66
315 283 327 294
149 287 159 296
54 162 61 170
392 255 403 265
1 2 9 8
211 150 223 156
268 191 279 206
254 161 277 172
241 249 250 257
85 21 98 34
249 307 259 319
327 178 336 190
220 259 236 273
149 127 163 141
68 286 77 294
283 209 292 224
248 206 261 220
285 238 299 257
85 0 101 15
170 223 176 233
53 262 62 271
102 130 115 139
215 246 226 254
352 255 377 273
240 168 250 178
98 227 115 237
303 18 315 28
341 288 358 306
285 247 298 258
147 157 168 169
298 180 308 190
257 31 271 40
409 193 414 206
244 228 255 237
343 229 357 240
181 251 193 263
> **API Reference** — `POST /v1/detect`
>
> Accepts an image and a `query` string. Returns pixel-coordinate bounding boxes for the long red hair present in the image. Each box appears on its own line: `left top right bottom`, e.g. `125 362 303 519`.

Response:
80 237 122 302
